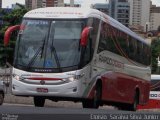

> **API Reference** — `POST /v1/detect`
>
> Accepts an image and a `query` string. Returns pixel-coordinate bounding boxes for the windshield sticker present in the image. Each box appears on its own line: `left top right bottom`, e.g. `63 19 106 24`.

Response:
27 21 49 25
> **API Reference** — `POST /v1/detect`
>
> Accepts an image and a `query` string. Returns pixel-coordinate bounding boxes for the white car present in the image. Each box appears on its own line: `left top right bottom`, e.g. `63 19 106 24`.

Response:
0 81 4 105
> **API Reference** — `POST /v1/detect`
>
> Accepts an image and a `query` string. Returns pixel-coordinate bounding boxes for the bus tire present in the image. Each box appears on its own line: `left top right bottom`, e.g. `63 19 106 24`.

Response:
128 93 139 111
82 83 102 109
82 100 93 108
34 97 45 107
0 92 4 105
92 85 101 108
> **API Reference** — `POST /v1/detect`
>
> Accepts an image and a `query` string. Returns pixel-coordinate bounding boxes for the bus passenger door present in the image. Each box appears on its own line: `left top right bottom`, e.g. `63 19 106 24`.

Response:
80 33 93 96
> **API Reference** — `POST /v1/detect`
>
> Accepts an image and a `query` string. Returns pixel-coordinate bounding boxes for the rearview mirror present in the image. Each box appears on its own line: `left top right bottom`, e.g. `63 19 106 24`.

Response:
4 25 20 46
80 27 92 47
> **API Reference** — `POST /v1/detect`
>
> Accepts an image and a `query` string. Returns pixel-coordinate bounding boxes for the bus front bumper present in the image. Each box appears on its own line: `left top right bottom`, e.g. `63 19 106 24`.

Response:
11 79 83 98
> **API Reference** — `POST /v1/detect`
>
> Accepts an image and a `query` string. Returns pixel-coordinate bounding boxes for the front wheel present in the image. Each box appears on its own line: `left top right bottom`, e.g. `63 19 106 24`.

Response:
34 97 45 107
0 92 4 105
82 85 101 109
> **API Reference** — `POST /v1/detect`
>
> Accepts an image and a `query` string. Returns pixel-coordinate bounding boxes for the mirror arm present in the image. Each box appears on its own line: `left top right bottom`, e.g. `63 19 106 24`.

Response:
4 25 20 46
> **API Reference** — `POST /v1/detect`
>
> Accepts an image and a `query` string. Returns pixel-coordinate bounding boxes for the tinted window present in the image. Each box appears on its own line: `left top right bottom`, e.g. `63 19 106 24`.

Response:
97 21 151 66
97 22 120 55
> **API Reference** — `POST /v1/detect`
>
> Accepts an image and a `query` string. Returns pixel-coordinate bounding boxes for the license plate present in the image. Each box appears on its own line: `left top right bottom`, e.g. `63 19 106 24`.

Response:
36 88 48 93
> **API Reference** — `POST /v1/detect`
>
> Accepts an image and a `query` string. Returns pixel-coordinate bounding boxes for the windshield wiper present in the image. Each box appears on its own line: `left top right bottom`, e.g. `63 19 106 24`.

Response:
50 46 62 72
27 36 46 70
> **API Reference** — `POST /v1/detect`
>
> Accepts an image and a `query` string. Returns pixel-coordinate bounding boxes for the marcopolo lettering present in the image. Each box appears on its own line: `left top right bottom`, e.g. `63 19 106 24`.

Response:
99 55 124 69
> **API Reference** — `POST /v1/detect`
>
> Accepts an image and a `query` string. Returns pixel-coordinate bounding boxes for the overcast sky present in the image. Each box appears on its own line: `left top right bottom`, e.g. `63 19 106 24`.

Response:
2 0 160 8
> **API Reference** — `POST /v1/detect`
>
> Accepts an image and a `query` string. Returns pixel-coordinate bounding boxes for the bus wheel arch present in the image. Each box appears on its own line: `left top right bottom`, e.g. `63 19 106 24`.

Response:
129 87 140 111
82 79 102 109
92 79 102 108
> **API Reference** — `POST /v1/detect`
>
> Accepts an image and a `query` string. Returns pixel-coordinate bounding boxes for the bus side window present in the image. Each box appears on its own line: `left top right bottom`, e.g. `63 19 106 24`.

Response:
136 41 141 63
118 32 129 56
98 22 120 55
129 38 136 60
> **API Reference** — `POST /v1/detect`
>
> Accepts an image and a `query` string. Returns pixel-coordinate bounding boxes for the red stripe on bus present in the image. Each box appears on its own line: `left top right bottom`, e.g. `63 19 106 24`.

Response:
27 77 62 81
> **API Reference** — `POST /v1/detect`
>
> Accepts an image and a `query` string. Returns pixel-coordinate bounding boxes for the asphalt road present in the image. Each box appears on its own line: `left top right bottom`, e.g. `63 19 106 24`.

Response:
0 103 160 120
0 103 117 114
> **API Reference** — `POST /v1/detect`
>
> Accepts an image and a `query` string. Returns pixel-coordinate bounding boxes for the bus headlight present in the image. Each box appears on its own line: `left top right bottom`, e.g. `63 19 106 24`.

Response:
68 77 76 82
63 76 76 82
63 75 82 82
13 74 20 81
63 74 84 82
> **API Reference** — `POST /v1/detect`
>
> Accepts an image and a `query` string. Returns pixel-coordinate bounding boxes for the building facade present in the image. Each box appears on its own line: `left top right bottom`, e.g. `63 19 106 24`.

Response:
93 3 109 15
150 5 160 31
25 0 33 9
129 0 150 32
109 0 130 27
25 0 60 9
46 0 54 7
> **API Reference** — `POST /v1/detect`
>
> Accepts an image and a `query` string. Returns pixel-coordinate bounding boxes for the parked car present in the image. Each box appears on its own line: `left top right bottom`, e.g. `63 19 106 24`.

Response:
0 81 4 105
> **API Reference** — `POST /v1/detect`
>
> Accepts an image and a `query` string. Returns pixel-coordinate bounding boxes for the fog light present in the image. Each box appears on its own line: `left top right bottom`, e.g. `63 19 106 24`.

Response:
15 76 20 80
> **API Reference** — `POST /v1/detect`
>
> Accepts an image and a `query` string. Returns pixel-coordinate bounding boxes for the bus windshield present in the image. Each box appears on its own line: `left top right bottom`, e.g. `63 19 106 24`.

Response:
14 19 85 72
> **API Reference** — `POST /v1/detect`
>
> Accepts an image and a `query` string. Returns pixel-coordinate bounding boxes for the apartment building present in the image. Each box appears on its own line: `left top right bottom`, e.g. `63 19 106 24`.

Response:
93 3 109 15
109 0 130 27
25 0 60 9
150 5 160 31
129 0 150 32
45 0 53 7
25 0 32 9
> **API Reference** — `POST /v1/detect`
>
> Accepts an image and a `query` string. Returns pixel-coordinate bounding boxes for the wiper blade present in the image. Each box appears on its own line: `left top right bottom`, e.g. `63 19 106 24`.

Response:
41 36 46 58
26 47 42 70
50 46 62 72
27 36 46 69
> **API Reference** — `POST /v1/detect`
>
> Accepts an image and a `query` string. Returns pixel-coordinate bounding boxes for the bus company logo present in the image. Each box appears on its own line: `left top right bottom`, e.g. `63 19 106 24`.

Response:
40 80 45 85
150 93 160 98
99 55 124 69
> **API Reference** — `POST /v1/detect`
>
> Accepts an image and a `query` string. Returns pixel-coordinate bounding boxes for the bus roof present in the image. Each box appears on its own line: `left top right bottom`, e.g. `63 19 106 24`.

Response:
24 7 148 45
24 7 100 19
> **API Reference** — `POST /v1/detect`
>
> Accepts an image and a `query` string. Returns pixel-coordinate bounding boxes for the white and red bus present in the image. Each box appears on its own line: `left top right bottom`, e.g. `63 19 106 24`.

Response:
4 7 151 111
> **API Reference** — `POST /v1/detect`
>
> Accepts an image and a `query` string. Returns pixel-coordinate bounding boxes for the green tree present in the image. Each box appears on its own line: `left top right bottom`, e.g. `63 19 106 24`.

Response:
151 38 160 74
0 7 28 66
